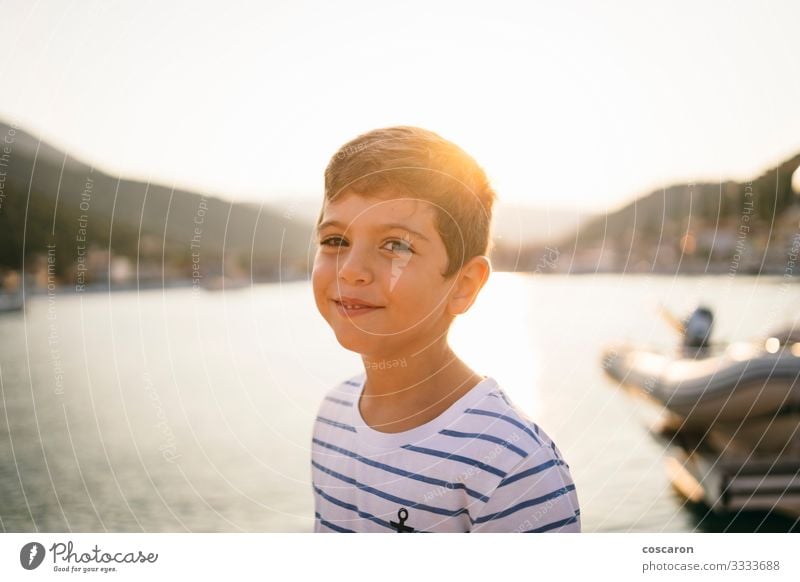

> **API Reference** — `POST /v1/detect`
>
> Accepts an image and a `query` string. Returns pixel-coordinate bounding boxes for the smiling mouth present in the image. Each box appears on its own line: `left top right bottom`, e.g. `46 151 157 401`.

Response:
332 299 385 316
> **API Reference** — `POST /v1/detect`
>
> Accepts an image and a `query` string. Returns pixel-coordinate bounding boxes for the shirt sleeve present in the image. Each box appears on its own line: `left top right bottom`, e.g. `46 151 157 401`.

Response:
471 440 581 533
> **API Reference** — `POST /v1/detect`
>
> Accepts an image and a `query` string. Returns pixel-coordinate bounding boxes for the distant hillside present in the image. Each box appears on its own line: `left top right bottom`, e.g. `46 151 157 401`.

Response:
0 121 312 284
544 151 800 274
5 118 796 282
564 153 800 244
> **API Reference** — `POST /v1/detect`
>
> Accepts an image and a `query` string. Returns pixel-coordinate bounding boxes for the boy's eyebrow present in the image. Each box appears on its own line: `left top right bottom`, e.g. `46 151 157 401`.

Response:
317 219 431 242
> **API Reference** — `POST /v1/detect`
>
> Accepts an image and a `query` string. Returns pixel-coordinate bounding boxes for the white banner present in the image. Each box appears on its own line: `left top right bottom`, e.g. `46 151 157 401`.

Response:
1 533 798 582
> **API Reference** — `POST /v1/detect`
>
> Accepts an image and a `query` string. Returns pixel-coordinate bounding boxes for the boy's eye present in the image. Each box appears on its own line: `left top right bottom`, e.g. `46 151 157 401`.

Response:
319 236 414 255
319 236 347 248
382 239 414 254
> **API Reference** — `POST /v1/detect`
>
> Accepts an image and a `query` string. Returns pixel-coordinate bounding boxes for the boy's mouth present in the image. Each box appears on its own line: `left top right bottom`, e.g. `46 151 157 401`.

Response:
332 296 385 317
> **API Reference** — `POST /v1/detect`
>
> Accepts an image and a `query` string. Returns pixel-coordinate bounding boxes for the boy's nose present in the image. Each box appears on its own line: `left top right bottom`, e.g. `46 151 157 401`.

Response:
337 245 373 285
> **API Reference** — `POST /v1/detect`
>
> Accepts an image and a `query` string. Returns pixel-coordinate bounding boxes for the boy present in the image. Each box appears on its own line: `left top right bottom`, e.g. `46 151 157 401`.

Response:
310 126 580 533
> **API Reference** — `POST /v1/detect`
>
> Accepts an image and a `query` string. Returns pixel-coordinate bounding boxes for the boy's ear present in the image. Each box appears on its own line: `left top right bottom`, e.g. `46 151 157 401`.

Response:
447 255 492 316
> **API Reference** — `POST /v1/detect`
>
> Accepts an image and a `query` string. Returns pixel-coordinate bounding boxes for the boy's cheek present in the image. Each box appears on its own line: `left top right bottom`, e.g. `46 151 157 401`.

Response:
310 255 332 284
310 269 329 310
310 251 324 274
312 289 333 322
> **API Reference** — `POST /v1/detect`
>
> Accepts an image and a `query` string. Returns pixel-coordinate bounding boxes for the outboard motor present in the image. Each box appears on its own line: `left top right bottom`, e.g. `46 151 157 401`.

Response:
683 305 713 348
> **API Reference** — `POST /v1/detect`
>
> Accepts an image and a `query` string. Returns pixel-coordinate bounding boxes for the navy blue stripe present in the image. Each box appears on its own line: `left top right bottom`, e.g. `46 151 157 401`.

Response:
464 408 542 446
312 460 473 519
316 416 356 432
498 459 565 488
313 437 490 502
401 444 507 478
474 484 576 524
324 396 354 407
313 485 394 531
343 379 362 387
523 513 579 533
439 429 528 458
315 512 355 533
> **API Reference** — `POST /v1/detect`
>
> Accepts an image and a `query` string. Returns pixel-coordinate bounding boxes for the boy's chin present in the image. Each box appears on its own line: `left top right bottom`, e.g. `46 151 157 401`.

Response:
333 331 382 355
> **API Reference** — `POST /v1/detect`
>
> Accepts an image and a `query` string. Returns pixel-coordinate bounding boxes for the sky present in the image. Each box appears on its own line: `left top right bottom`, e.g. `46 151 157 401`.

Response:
1 0 799 214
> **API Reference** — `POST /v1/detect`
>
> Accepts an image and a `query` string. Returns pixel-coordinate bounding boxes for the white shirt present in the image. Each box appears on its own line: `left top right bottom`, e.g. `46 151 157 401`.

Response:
311 373 581 533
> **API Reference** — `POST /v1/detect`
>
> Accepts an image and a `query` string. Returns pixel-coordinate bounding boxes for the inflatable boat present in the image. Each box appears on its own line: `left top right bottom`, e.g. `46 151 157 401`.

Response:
601 341 800 429
601 306 800 518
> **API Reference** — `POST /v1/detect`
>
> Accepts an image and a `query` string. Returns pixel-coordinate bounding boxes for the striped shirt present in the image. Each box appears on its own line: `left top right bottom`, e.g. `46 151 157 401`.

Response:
311 373 581 533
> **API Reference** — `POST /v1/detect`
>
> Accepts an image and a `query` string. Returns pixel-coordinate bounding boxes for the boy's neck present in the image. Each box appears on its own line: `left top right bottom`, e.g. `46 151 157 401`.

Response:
358 344 485 434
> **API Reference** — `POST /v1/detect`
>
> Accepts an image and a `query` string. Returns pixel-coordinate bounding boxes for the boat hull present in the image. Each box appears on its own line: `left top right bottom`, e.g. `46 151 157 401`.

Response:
602 343 800 429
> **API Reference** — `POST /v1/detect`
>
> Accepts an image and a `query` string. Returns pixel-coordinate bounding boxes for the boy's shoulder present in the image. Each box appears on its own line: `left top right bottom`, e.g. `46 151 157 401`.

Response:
444 376 569 466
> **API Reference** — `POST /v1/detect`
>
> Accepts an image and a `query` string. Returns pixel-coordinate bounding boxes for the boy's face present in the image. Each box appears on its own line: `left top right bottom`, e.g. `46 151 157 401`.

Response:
312 189 460 358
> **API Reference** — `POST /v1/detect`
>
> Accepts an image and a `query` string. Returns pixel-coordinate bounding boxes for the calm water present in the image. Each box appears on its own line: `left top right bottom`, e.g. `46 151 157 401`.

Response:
1 273 799 532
